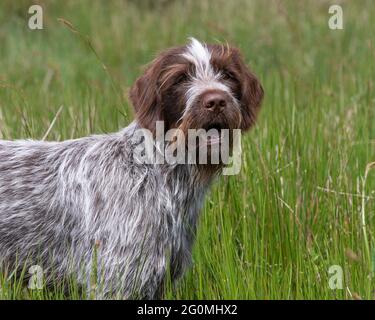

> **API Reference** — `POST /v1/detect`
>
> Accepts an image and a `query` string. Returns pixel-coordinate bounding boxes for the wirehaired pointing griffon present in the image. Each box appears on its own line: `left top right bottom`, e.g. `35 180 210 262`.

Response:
0 38 263 299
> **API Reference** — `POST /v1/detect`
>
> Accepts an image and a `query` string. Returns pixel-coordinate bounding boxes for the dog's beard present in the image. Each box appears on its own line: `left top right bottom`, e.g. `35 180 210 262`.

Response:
170 108 240 168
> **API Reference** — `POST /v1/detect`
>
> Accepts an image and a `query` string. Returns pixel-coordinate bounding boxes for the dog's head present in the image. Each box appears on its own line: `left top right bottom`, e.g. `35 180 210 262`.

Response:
130 38 264 145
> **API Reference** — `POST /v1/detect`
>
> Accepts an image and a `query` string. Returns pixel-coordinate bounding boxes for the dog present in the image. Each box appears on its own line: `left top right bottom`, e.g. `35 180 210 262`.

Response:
0 38 263 299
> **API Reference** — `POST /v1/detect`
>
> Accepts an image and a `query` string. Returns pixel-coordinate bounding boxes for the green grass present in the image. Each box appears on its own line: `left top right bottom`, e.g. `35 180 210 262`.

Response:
0 0 374 299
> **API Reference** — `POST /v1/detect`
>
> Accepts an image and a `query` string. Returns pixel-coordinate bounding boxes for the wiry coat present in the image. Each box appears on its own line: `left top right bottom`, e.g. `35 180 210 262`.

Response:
0 122 208 299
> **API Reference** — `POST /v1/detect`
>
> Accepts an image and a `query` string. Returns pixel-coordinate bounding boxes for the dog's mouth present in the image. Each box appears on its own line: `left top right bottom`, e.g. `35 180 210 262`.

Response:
202 122 226 146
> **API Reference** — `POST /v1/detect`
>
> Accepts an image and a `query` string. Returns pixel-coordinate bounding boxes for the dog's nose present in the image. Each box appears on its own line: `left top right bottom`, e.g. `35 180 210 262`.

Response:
202 92 227 111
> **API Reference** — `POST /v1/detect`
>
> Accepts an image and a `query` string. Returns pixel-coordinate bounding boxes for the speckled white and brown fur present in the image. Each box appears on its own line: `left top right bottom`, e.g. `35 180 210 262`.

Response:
0 39 263 299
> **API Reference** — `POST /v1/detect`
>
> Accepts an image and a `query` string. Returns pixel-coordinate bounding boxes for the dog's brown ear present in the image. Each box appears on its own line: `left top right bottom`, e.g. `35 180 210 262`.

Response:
129 55 165 134
240 68 264 130
232 49 264 131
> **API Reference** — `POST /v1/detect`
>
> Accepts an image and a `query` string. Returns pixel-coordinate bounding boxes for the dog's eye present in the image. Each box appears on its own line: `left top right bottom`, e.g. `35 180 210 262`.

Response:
222 71 236 81
175 74 188 85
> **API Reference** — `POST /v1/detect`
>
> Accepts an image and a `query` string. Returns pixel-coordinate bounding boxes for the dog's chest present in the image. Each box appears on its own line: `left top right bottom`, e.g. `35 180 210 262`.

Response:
162 167 208 266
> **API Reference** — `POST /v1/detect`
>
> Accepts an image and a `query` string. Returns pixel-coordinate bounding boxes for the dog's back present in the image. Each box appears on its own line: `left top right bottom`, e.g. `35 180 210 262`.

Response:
0 137 97 283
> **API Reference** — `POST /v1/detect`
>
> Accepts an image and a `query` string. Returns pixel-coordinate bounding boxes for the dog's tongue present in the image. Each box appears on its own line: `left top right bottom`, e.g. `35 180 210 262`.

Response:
206 131 221 145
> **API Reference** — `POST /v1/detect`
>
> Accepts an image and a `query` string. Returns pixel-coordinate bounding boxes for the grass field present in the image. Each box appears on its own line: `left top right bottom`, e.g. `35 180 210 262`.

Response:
0 0 374 299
